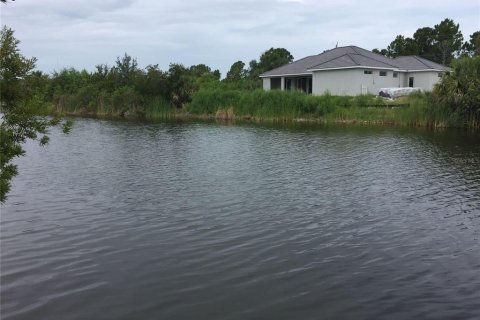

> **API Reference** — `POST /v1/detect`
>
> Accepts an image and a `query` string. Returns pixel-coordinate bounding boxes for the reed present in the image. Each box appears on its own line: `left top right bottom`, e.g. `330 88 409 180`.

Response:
144 97 176 120
49 87 477 128
187 89 442 126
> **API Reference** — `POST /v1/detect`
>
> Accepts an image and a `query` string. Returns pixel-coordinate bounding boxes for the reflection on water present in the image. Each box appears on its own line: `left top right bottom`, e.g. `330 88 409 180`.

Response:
1 119 479 320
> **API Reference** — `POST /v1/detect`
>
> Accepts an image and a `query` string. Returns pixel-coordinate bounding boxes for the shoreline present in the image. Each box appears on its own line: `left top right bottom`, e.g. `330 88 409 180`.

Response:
63 110 455 129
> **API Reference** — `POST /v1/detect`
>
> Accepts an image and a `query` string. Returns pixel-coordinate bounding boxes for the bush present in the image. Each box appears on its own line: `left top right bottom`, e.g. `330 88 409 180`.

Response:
429 56 480 127
112 86 140 115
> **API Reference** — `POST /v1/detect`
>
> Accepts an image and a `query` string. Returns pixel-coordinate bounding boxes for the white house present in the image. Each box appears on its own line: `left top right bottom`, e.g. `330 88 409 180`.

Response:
260 46 450 96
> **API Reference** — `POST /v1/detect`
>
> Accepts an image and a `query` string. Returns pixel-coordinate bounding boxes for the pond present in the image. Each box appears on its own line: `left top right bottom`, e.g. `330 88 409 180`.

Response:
1 119 479 319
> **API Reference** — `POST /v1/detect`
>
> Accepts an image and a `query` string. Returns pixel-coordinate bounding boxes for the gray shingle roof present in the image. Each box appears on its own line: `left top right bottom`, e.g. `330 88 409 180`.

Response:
259 46 449 77
393 56 448 71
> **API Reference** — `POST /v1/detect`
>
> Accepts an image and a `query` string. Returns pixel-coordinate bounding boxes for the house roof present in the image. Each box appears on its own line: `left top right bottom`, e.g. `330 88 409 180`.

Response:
392 55 448 71
259 46 449 77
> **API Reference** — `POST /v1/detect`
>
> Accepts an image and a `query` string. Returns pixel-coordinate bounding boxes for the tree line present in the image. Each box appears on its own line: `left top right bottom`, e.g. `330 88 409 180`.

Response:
372 18 479 65
32 48 294 116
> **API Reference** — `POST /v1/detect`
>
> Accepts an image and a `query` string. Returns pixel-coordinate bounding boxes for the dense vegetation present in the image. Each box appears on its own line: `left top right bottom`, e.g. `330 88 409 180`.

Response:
27 47 294 119
429 57 480 126
187 89 463 128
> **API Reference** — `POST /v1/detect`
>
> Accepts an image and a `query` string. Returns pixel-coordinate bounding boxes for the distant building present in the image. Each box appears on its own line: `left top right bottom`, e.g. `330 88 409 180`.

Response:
260 46 449 96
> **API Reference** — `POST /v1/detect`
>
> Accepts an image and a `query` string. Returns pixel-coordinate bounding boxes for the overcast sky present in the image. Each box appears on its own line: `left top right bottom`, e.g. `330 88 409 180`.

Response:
1 0 479 76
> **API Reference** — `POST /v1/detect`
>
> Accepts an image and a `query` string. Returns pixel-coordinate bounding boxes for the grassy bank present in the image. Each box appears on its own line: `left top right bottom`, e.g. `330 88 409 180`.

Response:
186 89 458 127
55 93 178 121
56 89 475 128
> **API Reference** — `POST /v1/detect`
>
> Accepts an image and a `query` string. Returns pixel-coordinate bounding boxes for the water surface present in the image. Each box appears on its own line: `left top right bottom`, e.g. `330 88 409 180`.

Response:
1 119 480 319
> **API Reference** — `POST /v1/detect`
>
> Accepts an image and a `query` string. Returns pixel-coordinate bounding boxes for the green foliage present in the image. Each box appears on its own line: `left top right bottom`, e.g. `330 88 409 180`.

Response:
247 48 294 89
114 53 139 87
255 48 294 75
434 19 464 65
430 56 480 126
144 96 175 120
413 27 436 61
0 26 72 202
188 87 477 128
387 35 419 57
462 31 480 57
225 61 247 83
48 56 222 115
377 18 464 66
112 86 141 116
188 89 392 120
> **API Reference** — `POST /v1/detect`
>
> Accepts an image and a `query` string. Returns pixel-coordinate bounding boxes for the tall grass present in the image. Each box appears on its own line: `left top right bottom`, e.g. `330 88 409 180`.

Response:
144 97 176 120
50 85 477 128
187 89 391 120
187 89 439 125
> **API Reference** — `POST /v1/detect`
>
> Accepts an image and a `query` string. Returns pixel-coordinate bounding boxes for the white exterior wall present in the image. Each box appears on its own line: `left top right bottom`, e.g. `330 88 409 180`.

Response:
312 69 402 96
264 70 443 95
262 78 271 91
399 73 408 87
406 72 441 91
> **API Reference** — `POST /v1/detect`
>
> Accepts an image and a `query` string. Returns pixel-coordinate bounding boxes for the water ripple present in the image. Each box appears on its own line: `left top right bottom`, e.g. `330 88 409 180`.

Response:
1 120 480 320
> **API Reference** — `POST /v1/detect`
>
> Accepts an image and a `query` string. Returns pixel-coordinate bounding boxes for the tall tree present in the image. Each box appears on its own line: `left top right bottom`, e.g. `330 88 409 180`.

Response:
433 18 463 65
166 63 194 108
375 19 464 65
189 64 220 80
257 47 294 74
225 61 246 82
386 35 419 57
114 53 139 87
247 48 293 88
413 27 436 61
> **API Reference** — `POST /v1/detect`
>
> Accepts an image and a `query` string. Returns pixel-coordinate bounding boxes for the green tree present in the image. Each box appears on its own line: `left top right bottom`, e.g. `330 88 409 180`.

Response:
252 47 294 75
0 26 71 202
372 48 388 56
114 53 139 87
462 31 480 57
138 64 168 97
413 27 436 61
375 19 464 65
386 35 419 57
433 18 463 65
225 61 246 82
247 48 293 88
166 63 194 108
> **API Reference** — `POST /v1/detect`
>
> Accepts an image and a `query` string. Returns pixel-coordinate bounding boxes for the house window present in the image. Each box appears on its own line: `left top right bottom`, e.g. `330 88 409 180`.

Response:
379 71 387 76
438 73 442 78
364 70 372 74
393 72 398 78
271 78 281 90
